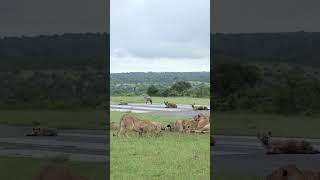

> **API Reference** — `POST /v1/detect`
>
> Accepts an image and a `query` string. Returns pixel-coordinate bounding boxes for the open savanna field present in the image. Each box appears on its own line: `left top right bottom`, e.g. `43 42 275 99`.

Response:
0 156 106 180
110 111 210 180
0 110 107 129
214 112 320 138
111 96 210 106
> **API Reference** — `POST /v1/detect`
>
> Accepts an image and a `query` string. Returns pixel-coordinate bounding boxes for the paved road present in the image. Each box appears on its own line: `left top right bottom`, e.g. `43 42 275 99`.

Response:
212 135 320 176
110 102 210 116
0 125 107 162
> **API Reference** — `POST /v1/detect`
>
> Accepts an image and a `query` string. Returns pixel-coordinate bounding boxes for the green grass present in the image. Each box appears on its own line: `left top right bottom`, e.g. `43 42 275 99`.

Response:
0 156 106 180
111 96 210 105
0 110 107 129
215 112 320 138
110 111 210 180
110 111 192 123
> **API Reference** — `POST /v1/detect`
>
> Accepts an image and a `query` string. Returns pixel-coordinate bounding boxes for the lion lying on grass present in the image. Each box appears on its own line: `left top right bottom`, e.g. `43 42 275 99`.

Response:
185 113 210 133
267 164 320 180
114 114 162 137
257 131 320 154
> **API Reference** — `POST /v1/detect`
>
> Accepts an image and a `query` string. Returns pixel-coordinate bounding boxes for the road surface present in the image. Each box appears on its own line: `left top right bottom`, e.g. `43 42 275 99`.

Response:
110 102 210 116
0 125 107 162
212 135 320 176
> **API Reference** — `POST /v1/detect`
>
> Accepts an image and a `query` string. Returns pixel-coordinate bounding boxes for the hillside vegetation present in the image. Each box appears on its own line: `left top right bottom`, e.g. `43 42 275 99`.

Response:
213 32 320 115
111 72 210 98
0 33 108 109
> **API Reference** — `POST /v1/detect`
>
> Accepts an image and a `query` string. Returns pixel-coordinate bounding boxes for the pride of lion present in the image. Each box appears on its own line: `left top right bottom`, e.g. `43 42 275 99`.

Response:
112 113 210 137
267 164 320 180
257 131 320 154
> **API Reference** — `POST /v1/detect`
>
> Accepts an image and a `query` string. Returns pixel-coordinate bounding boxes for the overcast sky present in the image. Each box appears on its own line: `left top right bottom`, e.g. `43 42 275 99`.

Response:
212 0 320 33
110 0 210 73
0 0 108 36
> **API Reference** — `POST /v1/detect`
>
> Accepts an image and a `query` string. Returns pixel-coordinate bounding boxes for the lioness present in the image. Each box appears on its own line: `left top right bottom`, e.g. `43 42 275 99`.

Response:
35 164 88 180
193 113 210 132
166 120 188 132
114 114 160 137
26 127 58 136
164 101 177 108
110 122 119 130
267 164 320 180
139 121 162 136
258 131 320 154
150 121 165 131
191 104 209 110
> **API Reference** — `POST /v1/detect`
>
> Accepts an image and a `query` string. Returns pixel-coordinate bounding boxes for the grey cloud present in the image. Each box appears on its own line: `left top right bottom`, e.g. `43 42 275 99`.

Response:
111 0 210 59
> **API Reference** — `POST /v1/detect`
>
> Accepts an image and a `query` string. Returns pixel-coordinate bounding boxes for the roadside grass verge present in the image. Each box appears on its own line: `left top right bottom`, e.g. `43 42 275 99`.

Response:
110 111 191 124
111 96 210 105
0 110 107 129
214 112 320 138
110 111 210 180
0 156 106 180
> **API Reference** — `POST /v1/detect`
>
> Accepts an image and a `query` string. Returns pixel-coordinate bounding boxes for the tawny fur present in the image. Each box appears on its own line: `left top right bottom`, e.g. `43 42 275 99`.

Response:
114 114 160 137
166 120 188 132
110 122 119 130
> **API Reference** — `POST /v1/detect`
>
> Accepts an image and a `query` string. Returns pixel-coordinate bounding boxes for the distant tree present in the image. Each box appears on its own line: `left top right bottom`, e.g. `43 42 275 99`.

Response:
147 85 159 96
171 81 192 94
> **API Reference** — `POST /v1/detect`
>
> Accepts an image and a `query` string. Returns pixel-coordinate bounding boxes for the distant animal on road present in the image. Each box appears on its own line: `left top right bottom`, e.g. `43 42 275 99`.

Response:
34 164 88 180
257 131 320 154
26 127 58 136
191 104 209 110
144 95 152 104
118 100 128 105
164 101 177 108
267 164 320 180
